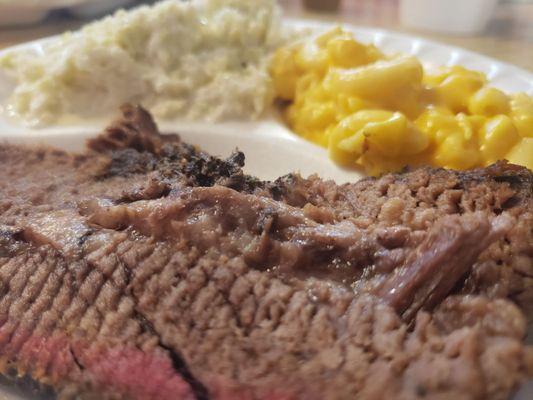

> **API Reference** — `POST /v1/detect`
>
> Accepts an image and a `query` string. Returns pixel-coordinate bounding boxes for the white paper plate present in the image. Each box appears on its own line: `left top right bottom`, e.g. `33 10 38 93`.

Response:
0 18 532 399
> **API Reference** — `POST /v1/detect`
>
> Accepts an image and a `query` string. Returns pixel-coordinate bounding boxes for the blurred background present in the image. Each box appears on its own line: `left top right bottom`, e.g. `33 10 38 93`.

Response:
0 0 532 70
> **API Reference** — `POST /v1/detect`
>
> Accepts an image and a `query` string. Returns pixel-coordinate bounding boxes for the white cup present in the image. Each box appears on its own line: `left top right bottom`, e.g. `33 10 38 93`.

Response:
400 0 500 35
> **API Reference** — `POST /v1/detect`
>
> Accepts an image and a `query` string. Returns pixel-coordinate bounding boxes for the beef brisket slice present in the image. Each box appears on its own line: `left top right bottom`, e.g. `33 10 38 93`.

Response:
0 105 531 399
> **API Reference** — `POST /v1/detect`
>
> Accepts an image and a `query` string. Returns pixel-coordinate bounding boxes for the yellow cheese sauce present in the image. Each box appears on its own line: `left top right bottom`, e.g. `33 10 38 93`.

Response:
270 27 533 176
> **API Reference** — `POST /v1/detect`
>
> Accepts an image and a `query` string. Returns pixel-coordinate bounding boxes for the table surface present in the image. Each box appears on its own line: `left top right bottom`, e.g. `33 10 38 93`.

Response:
0 0 531 72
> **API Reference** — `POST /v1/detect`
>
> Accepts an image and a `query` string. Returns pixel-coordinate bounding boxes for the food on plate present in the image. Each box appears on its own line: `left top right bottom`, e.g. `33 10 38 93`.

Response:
271 27 533 175
0 105 531 399
0 0 293 126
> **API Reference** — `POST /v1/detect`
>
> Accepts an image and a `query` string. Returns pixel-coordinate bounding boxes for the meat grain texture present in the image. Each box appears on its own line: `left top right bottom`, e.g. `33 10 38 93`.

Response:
0 105 532 400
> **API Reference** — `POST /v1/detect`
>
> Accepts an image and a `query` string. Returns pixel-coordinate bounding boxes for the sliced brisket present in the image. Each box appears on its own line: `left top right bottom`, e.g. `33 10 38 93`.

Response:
0 105 531 399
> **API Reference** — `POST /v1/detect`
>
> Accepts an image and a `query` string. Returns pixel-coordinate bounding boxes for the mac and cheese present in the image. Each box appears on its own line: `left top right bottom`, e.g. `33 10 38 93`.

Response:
271 27 533 175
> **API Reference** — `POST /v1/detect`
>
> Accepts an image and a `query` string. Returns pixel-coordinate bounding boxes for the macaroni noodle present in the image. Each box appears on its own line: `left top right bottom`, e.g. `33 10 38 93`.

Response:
270 27 533 175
